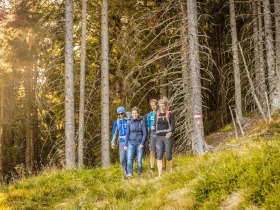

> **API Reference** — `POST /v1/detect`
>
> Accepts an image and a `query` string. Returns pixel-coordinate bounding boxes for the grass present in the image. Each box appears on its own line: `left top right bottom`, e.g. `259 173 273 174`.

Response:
1 121 280 209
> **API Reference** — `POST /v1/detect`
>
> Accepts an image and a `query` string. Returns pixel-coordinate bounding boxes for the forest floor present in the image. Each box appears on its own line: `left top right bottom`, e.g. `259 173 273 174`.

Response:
1 113 280 209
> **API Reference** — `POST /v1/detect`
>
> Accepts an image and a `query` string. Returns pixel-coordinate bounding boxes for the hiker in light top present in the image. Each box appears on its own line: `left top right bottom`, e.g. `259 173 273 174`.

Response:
153 99 176 177
111 106 129 178
146 99 166 171
124 107 147 177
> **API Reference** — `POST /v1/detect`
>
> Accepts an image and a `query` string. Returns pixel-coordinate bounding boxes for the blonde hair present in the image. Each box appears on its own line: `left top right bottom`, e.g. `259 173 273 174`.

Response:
150 99 158 104
158 98 168 106
131 106 140 113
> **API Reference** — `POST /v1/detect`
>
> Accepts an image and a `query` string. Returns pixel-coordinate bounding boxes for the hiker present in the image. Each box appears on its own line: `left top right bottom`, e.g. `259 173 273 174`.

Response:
124 107 147 177
146 99 166 171
153 99 176 177
111 106 129 179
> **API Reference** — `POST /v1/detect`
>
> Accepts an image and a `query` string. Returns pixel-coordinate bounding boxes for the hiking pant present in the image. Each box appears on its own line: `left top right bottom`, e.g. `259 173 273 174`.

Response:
127 144 143 174
156 136 173 161
119 142 127 176
149 131 157 152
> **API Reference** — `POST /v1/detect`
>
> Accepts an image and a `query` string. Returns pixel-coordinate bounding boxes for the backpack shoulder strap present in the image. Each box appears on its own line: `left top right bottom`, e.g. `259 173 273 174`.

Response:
156 112 160 122
128 120 132 130
166 111 172 130
166 111 170 120
117 119 120 128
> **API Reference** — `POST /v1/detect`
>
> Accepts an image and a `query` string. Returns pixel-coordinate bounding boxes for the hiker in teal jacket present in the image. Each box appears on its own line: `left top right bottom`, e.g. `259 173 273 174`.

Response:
147 99 167 171
146 99 159 171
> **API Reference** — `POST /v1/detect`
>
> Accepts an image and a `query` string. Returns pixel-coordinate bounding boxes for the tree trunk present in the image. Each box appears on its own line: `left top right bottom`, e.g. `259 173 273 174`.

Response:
101 0 110 167
65 0 76 169
180 0 192 147
33 63 39 166
253 1 266 112
274 0 280 112
263 0 279 113
0 73 4 174
229 0 243 123
187 0 206 155
24 66 34 174
78 0 87 167
160 57 168 99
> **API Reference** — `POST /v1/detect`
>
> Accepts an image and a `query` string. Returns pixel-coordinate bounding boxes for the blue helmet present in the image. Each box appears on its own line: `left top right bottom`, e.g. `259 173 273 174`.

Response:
117 106 126 114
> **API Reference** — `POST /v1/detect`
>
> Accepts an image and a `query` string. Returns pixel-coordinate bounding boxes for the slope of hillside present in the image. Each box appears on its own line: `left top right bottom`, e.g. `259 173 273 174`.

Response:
1 116 280 210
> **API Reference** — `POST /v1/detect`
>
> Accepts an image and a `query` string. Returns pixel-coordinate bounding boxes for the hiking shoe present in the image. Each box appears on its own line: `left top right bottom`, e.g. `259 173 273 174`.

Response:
162 167 166 171
150 168 155 172
126 173 132 178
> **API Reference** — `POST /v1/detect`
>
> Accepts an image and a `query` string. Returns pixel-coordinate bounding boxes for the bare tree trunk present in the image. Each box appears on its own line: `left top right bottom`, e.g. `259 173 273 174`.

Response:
253 1 266 111
78 0 87 167
160 57 168 99
101 0 110 167
275 0 280 71
274 0 280 111
187 0 206 155
24 66 34 174
229 0 243 123
263 0 279 113
65 0 76 169
33 63 39 166
0 73 4 174
180 0 192 145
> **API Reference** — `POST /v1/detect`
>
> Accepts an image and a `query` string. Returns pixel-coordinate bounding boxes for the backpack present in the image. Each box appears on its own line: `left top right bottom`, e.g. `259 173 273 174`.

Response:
128 117 143 130
125 111 132 120
155 111 172 132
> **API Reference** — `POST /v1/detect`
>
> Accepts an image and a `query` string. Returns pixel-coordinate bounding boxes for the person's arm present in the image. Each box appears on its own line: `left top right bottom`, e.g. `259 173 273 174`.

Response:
170 112 176 133
141 120 147 145
111 121 118 144
125 122 130 147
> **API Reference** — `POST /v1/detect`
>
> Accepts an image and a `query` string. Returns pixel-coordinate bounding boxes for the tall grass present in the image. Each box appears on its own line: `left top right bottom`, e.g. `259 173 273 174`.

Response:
1 133 280 209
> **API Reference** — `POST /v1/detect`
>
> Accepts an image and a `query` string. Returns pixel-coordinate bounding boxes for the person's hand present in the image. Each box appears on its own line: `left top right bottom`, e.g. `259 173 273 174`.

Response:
124 146 128 151
166 132 172 139
151 126 155 131
140 144 144 149
111 143 115 149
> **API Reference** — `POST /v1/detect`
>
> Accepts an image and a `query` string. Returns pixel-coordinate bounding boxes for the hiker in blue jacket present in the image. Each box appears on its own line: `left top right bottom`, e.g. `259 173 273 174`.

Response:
124 107 147 177
111 106 129 178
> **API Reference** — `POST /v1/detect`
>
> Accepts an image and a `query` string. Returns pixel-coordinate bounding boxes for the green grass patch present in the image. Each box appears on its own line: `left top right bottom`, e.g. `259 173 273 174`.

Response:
1 137 280 209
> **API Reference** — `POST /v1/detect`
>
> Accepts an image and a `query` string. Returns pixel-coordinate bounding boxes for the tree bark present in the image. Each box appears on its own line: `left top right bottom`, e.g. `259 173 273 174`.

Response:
253 1 266 111
187 0 206 155
0 73 4 174
274 0 280 112
65 0 76 169
160 57 168 99
229 0 243 123
24 66 34 174
78 0 87 167
180 0 192 147
101 0 110 167
263 0 279 113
